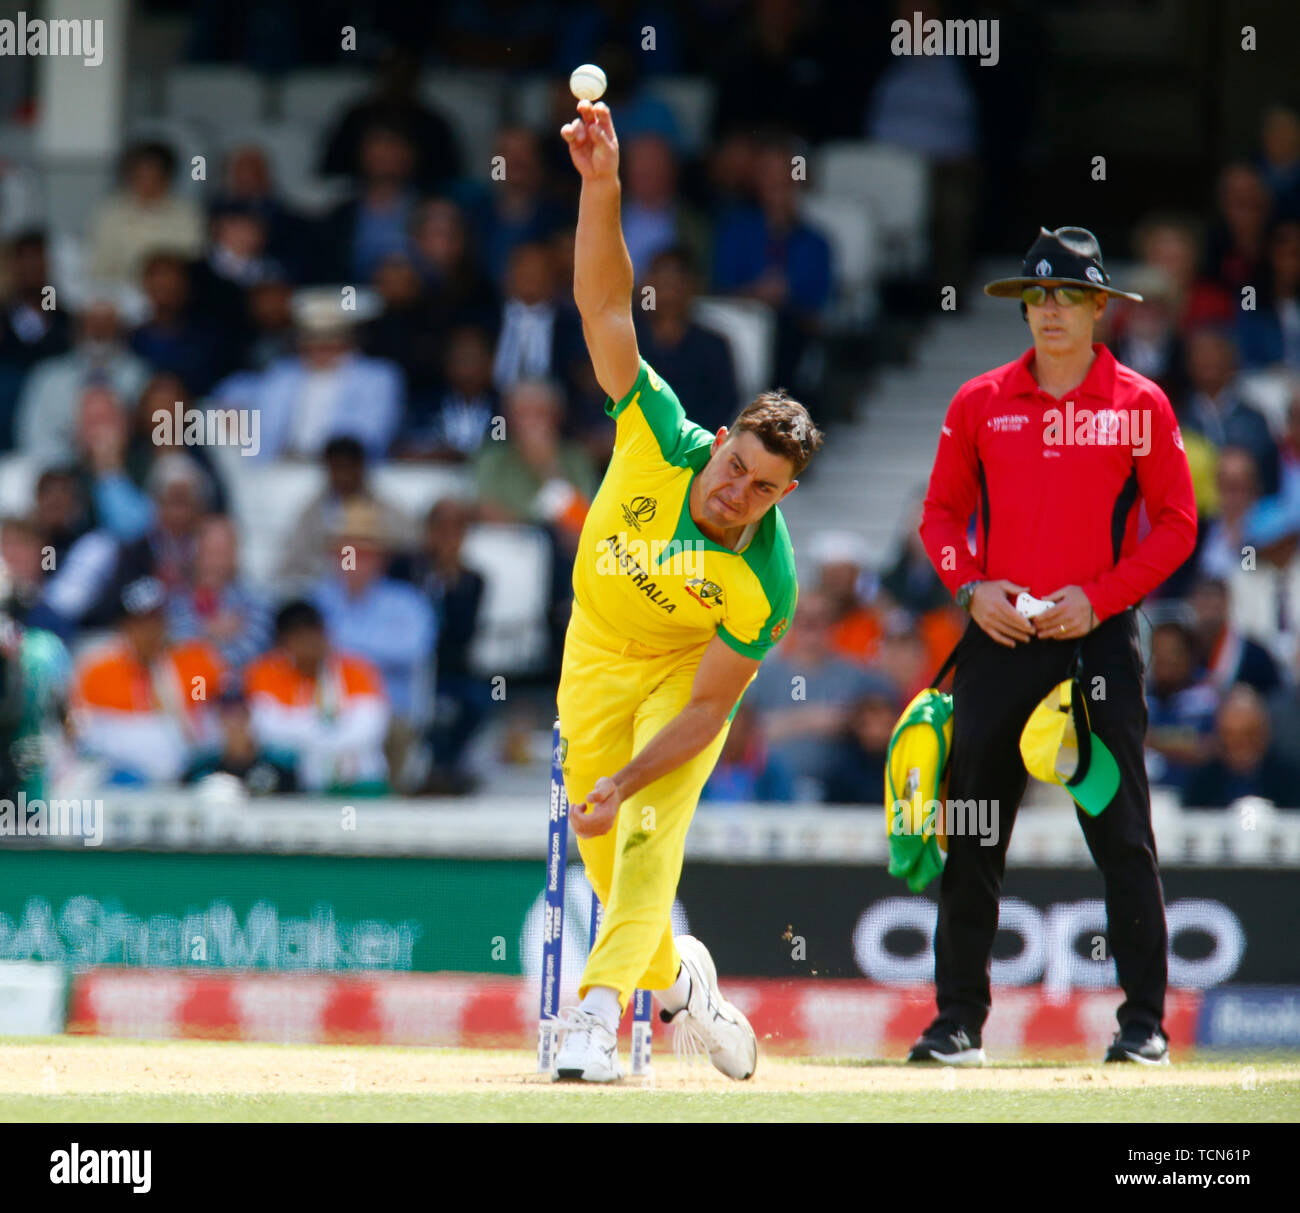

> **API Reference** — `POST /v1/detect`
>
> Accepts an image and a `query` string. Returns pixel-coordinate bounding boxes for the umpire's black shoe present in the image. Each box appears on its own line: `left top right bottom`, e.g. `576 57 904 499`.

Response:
907 1018 986 1066
1104 1023 1170 1065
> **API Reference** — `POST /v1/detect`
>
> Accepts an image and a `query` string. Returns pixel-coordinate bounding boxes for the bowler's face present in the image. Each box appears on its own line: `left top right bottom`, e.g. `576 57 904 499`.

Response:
698 430 797 531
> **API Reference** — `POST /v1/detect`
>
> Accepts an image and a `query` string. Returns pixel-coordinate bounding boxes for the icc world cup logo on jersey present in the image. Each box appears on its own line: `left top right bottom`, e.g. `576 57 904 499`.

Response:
621 495 657 530
685 577 724 609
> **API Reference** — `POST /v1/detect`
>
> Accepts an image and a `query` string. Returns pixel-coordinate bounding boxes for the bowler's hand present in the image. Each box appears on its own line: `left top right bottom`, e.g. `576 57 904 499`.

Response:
1034 586 1097 640
970 579 1035 648
561 100 620 183
571 775 621 837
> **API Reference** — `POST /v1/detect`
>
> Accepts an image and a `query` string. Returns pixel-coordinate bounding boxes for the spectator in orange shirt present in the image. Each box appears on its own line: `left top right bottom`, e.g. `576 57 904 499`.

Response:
915 602 968 682
810 531 883 665
71 576 224 783
873 610 934 704
244 599 390 795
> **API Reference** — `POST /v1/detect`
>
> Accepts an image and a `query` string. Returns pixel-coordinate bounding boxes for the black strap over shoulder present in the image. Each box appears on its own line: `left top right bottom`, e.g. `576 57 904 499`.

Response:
928 637 962 690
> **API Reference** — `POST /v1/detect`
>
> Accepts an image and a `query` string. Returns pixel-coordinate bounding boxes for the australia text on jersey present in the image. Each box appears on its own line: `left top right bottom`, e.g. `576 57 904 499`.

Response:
595 533 710 612
595 533 706 582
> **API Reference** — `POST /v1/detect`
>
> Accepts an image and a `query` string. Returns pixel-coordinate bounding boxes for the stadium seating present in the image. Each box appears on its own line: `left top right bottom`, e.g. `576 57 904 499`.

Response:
1238 369 1296 436
421 71 504 181
510 74 556 132
641 76 715 153
164 66 269 128
0 452 39 516
460 523 553 677
799 192 881 329
278 68 371 134
213 120 346 214
815 140 929 275
691 296 776 408
213 457 462 585
123 116 213 200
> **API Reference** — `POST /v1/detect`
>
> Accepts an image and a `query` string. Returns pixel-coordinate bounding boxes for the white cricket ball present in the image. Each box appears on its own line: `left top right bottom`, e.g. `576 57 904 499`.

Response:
569 64 607 102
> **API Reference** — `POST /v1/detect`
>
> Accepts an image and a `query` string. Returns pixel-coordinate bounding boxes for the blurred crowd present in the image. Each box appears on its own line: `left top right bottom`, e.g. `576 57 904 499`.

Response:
0 12 874 798
0 2 1296 809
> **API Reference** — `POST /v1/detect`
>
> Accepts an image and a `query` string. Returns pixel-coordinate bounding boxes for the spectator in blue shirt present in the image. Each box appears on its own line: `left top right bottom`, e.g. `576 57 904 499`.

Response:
312 499 436 729
1189 575 1283 697
1145 621 1220 793
412 198 500 338
169 515 271 673
1182 684 1300 808
822 678 903 806
1181 325 1281 496
713 139 832 315
1257 104 1300 220
713 136 831 397
1236 219 1300 372
471 127 570 285
240 294 404 462
621 133 707 282
397 324 499 461
410 498 491 795
746 590 881 796
634 246 740 435
130 252 232 397
0 229 72 449
702 703 796 804
317 123 420 285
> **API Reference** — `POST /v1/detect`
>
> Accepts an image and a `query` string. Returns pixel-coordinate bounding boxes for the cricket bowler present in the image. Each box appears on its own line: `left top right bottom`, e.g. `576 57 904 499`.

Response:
550 99 823 1082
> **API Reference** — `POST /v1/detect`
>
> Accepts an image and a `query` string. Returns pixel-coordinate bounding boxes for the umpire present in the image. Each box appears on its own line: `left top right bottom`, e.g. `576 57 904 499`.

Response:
911 227 1198 1066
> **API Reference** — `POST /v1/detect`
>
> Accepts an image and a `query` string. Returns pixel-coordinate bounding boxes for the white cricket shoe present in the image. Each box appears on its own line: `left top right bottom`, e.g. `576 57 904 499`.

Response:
552 1007 624 1082
665 935 757 1080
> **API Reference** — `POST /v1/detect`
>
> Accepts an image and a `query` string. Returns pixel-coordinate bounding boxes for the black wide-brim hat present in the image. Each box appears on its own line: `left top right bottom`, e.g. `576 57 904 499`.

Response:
984 226 1143 302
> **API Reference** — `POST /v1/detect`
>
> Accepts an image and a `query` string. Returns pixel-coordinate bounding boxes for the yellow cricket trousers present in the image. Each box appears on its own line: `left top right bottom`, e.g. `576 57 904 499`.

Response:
556 606 731 1012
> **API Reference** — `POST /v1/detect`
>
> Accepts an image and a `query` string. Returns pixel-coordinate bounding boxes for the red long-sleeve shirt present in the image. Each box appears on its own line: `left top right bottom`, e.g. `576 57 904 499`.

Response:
920 344 1198 623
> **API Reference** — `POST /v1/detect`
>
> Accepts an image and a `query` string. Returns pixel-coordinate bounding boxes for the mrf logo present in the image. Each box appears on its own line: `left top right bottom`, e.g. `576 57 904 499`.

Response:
685 577 724 609
770 616 789 642
621 495 657 530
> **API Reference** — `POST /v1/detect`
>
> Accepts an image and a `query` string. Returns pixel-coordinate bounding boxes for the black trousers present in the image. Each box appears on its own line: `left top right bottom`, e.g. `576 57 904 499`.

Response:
933 607 1167 1037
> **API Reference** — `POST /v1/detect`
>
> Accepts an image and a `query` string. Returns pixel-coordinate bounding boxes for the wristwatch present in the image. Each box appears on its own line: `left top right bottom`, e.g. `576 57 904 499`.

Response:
956 579 983 612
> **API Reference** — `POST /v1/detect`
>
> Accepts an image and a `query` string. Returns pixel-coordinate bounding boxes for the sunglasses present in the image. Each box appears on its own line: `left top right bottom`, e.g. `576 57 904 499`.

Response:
1021 284 1094 307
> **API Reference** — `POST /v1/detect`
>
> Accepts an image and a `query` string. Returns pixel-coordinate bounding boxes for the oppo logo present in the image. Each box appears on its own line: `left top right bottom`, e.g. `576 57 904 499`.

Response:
853 897 1245 995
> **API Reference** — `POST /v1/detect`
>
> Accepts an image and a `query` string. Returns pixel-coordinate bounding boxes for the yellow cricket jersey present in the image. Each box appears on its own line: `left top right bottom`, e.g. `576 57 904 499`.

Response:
571 358 798 659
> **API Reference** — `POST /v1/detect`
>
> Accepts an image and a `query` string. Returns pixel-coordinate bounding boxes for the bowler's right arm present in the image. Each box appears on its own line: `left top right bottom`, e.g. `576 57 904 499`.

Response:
561 100 640 404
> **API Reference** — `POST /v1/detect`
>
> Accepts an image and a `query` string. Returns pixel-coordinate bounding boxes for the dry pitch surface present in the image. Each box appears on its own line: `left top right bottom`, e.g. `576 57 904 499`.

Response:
1 1037 1298 1121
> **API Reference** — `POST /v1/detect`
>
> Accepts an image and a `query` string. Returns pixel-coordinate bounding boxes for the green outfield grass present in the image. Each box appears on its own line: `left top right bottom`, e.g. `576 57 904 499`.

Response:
1 1038 1297 1122
3 1083 1300 1123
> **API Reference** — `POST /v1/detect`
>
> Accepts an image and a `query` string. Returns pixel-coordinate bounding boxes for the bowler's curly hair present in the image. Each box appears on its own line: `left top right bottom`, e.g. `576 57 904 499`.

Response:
732 390 824 477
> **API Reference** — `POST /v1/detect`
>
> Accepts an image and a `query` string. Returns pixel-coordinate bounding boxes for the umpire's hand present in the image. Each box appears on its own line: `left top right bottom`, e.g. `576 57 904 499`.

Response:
1034 585 1098 640
970 580 1036 648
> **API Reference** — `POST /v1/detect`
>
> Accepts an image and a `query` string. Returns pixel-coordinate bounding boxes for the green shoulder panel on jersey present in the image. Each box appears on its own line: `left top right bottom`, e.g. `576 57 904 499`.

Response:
605 358 712 466
717 506 799 660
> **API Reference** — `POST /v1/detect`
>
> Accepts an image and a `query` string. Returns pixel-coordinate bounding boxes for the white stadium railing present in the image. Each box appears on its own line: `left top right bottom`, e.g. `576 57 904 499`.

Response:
7 788 1299 868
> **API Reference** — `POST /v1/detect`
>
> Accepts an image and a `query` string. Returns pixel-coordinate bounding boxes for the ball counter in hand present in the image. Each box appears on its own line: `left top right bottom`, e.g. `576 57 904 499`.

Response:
569 64 607 102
